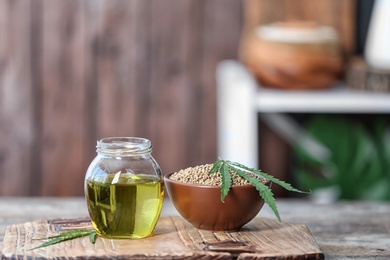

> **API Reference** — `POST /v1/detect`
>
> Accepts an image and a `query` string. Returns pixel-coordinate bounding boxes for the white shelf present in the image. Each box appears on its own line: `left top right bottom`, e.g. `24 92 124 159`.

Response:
256 86 390 113
216 60 390 168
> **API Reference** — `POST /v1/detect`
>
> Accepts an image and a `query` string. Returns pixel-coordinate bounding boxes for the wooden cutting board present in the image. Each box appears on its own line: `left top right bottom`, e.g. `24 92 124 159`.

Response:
1 216 323 259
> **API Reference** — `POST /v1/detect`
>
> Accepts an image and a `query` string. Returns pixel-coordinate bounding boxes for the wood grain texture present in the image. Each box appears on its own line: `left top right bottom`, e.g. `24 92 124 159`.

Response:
1 216 323 259
0 0 242 196
1 198 390 259
40 0 90 196
0 1 35 195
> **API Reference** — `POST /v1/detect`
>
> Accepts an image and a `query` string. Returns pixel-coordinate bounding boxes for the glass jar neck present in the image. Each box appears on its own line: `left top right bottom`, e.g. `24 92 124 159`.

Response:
96 137 152 157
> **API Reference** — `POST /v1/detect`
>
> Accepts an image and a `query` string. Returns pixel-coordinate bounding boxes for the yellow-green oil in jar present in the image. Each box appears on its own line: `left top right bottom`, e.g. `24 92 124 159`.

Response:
86 173 164 239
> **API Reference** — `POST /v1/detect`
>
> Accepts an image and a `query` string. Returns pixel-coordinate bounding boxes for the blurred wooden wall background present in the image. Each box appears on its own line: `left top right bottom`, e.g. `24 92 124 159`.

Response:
0 0 354 196
0 0 243 196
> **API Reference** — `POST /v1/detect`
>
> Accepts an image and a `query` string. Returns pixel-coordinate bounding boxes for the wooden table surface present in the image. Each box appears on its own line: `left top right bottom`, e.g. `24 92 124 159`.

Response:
0 197 389 259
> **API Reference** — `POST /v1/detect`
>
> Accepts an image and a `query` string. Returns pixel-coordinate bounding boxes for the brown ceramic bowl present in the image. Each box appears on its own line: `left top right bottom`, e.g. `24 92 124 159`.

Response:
164 173 269 231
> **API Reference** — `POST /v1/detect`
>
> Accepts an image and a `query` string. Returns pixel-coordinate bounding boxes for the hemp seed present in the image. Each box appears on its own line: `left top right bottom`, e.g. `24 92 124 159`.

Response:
169 163 267 186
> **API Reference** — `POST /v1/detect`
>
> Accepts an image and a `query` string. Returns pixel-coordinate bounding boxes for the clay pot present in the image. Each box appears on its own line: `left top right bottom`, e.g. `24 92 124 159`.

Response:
164 173 268 231
243 21 344 90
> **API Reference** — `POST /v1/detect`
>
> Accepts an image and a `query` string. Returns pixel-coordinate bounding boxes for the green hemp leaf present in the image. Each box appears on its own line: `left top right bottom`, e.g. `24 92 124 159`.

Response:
209 159 309 222
31 229 97 250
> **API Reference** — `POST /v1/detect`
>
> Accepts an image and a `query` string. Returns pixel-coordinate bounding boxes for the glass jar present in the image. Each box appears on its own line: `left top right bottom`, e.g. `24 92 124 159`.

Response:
84 137 164 239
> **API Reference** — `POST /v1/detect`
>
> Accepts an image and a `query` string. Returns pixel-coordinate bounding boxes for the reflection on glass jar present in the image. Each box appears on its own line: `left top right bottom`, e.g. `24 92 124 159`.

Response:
84 137 164 239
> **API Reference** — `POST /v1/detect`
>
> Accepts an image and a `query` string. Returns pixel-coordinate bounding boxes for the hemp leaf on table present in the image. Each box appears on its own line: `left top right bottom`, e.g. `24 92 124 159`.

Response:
31 229 97 250
209 159 309 222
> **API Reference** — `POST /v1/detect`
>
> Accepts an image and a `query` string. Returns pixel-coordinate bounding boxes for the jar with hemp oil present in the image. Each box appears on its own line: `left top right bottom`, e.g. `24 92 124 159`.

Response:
84 137 164 239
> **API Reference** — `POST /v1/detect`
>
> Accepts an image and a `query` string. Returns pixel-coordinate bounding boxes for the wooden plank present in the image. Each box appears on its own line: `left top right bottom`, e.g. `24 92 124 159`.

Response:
0 0 243 196
196 0 243 168
2 198 390 259
80 0 104 164
94 0 142 138
29 0 45 196
1 217 323 259
147 0 194 174
39 0 92 196
175 200 386 260
0 0 35 195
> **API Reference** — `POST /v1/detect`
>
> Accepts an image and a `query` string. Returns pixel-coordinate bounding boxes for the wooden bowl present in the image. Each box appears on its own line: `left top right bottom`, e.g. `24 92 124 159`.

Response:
164 173 268 231
243 22 344 90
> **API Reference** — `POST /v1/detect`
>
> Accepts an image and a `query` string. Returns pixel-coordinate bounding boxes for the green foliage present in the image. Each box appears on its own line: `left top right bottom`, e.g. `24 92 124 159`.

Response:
210 159 308 221
89 231 98 244
294 115 390 201
31 229 97 250
219 162 232 201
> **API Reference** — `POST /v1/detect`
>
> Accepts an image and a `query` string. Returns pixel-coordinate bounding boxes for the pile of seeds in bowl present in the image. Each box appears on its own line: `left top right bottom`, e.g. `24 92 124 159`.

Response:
169 164 267 186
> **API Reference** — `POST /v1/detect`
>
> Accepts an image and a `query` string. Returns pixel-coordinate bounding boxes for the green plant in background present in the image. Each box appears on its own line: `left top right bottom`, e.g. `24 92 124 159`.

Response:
294 115 390 201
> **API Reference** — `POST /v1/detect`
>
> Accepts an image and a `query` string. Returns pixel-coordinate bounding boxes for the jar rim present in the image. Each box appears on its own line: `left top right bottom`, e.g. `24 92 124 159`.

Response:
97 137 152 155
